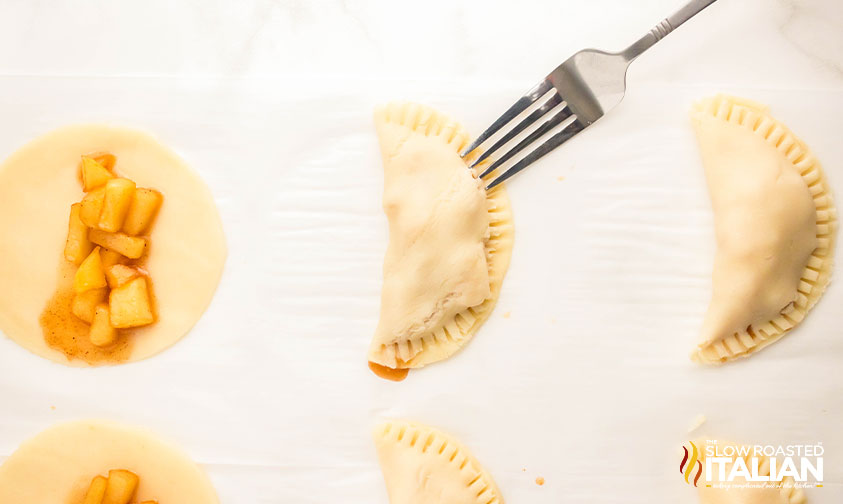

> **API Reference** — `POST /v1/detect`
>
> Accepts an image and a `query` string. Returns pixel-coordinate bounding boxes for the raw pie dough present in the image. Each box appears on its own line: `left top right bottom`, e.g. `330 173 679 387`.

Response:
0 420 219 503
368 103 514 369
691 95 836 363
373 420 503 504
0 125 227 365
696 440 805 504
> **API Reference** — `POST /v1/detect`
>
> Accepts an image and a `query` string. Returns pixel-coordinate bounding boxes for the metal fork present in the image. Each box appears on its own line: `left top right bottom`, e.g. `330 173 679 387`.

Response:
463 0 719 189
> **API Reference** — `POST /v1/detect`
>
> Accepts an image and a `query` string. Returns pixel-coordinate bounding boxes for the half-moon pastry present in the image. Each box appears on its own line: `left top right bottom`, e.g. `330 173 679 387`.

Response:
373 420 504 504
0 420 219 503
368 103 514 373
0 125 226 365
694 440 806 504
691 95 836 363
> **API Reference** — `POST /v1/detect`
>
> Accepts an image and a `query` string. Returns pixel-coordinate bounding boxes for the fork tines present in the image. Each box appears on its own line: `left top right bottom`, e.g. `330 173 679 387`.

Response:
461 79 585 190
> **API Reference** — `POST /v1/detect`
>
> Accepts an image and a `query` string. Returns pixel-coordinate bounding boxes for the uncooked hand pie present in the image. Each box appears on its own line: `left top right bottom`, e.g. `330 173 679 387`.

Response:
696 440 805 504
0 125 226 366
373 420 504 504
368 103 514 377
0 420 219 503
691 95 836 363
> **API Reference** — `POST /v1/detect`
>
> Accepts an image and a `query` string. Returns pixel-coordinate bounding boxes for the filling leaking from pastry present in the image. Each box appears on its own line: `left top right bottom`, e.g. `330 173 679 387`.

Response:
691 95 836 364
373 420 504 504
368 103 514 375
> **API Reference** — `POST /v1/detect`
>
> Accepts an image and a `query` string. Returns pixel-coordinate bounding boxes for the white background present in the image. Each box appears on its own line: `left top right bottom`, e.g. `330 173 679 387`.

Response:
0 0 842 502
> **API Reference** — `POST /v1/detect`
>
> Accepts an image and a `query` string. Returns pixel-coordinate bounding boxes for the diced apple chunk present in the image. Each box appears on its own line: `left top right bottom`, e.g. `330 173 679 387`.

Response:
89 230 147 259
109 277 154 328
106 264 139 289
123 188 163 236
82 475 108 504
64 203 94 264
71 287 108 323
88 152 116 171
100 248 125 268
74 247 107 293
99 178 136 232
80 187 106 228
102 469 139 504
81 156 114 192
89 303 117 347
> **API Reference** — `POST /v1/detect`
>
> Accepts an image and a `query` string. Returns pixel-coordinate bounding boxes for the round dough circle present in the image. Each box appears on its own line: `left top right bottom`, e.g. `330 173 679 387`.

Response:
0 420 219 503
0 125 226 365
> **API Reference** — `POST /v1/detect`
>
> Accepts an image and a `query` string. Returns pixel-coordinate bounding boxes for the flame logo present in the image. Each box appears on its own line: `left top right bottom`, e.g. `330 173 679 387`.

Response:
680 441 703 487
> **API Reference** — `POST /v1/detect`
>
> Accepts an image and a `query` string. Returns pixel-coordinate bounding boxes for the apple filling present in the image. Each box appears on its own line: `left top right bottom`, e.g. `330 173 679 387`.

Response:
41 153 162 361
81 469 158 504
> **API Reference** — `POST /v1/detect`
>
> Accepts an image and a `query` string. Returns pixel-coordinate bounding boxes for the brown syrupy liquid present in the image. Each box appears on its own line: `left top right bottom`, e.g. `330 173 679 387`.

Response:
368 361 409 382
39 261 132 365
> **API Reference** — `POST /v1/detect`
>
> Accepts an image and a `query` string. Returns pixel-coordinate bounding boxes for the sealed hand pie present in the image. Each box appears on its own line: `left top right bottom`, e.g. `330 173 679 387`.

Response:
368 103 514 375
373 420 504 504
691 95 836 363
0 420 219 503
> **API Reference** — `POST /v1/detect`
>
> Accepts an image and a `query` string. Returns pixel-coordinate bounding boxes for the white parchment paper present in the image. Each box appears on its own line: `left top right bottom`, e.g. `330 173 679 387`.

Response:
0 74 840 503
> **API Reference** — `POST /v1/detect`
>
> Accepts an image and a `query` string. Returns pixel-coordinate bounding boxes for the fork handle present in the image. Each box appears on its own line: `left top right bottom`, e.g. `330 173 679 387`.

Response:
622 0 719 61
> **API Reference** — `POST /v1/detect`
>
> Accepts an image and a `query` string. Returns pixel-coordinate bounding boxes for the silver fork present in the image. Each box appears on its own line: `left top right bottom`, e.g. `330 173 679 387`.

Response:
463 0 719 189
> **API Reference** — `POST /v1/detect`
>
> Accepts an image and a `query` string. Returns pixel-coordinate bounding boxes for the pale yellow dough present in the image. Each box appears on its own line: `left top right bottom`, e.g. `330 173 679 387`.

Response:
373 420 503 504
368 103 514 369
696 440 805 504
0 125 227 365
0 420 219 503
691 96 836 363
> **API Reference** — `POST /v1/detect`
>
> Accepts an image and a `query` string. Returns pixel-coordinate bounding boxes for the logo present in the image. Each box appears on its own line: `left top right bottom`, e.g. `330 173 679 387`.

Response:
680 440 824 489
680 441 703 487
